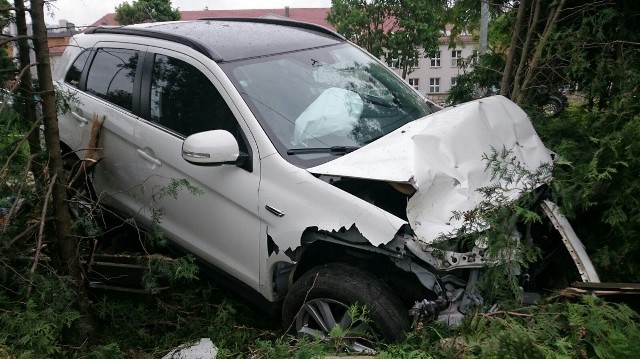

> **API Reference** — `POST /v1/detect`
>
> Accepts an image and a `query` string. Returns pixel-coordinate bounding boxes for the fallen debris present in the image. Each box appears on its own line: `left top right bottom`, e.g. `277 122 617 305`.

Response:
162 338 218 359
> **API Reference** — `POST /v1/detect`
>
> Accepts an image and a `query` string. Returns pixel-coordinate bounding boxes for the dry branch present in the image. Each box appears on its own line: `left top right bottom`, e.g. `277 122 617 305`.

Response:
27 173 57 297
67 114 104 191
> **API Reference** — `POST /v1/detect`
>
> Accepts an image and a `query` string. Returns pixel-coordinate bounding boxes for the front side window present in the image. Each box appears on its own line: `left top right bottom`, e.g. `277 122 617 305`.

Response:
150 54 241 140
65 50 91 87
85 48 139 112
221 43 432 167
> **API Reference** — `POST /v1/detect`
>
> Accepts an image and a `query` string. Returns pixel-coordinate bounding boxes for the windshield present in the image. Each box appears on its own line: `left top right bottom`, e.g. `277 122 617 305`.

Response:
221 43 432 167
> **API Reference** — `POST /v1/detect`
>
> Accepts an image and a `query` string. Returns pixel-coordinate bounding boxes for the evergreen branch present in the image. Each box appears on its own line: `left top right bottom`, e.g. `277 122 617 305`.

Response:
4 222 39 250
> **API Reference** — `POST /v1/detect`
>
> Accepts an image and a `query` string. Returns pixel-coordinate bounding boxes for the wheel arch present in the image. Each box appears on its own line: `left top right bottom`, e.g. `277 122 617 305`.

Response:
287 231 436 306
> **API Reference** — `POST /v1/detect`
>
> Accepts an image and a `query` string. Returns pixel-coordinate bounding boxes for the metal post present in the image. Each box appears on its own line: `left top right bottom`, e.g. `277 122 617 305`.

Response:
479 0 489 54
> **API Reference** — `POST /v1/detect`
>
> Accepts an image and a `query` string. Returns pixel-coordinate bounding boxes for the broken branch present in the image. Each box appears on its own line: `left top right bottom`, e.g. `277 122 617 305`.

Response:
27 173 57 297
67 114 104 190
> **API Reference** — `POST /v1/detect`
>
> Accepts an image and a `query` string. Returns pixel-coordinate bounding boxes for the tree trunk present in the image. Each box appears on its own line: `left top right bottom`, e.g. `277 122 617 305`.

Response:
512 0 541 102
516 0 567 104
30 0 95 341
500 0 527 97
14 0 43 179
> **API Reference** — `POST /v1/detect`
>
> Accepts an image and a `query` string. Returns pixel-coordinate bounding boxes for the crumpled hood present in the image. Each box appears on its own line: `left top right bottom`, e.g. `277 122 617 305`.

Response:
308 96 553 243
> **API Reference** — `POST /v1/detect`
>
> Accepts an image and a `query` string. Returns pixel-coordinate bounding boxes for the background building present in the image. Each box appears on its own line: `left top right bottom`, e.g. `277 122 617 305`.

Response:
5 19 80 77
71 7 479 102
386 30 477 104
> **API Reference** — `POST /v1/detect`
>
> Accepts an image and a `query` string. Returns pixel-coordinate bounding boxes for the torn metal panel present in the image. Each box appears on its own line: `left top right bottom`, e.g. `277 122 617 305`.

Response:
267 235 280 256
404 239 488 271
541 200 600 283
258 152 406 253
309 96 553 243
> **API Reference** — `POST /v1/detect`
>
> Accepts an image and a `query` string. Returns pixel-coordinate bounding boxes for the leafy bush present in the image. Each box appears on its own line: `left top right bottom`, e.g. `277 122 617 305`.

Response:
536 102 640 282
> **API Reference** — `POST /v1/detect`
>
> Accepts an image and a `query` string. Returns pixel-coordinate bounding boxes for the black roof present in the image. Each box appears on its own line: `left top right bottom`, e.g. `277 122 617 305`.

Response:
86 18 345 62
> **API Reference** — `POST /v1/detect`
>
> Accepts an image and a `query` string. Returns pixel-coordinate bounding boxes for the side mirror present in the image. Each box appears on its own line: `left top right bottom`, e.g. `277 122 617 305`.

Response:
182 130 240 165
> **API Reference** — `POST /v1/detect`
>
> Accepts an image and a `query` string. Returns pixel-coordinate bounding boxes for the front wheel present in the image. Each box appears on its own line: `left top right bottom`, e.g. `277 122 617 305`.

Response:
282 263 410 350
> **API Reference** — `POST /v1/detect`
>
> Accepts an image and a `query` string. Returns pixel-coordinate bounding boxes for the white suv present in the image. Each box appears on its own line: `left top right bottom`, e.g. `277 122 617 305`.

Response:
55 18 598 344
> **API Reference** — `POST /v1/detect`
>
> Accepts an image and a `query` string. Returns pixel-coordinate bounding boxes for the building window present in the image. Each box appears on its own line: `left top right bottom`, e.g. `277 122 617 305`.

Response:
429 78 440 93
430 51 441 67
408 78 419 90
451 50 462 67
451 77 457 87
471 50 478 65
388 58 400 68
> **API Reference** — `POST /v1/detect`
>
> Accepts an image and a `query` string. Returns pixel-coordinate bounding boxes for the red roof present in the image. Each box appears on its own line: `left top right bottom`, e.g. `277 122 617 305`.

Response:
90 8 333 30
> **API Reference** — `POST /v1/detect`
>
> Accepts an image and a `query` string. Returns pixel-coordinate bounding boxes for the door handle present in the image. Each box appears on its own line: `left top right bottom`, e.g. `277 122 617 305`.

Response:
71 111 89 125
136 149 162 166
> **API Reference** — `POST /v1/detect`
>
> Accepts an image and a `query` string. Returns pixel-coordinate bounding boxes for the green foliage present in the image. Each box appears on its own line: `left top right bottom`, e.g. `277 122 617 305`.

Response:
86 343 126 358
446 51 503 105
522 4 640 281
0 275 82 357
89 281 325 357
446 0 640 283
444 0 512 48
378 321 451 358
327 0 446 78
379 297 640 359
115 0 180 25
325 303 377 352
141 255 198 293
0 0 13 85
327 0 388 58
457 296 640 359
0 48 13 87
252 337 330 359
560 2 640 108
537 104 640 281
384 0 446 78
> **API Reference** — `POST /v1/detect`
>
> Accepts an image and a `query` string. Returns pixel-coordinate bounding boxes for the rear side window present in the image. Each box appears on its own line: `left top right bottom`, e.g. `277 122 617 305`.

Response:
150 54 237 137
85 48 139 112
64 50 90 87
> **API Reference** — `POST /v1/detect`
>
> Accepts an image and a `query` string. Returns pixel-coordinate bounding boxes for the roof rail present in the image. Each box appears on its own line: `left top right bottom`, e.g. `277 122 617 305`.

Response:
198 17 346 41
84 27 223 61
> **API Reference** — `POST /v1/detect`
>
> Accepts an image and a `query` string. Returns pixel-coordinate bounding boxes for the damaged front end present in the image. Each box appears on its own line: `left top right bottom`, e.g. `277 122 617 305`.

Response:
307 96 600 325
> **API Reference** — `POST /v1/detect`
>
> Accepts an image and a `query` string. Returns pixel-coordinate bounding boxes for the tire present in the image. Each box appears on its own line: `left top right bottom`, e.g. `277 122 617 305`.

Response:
282 263 410 347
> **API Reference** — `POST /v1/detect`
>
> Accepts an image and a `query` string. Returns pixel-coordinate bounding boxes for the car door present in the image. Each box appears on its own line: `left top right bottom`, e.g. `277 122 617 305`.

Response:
132 49 262 290
63 44 148 214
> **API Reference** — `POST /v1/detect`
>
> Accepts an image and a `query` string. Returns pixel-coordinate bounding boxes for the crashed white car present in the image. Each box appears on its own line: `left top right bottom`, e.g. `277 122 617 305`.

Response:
55 18 598 344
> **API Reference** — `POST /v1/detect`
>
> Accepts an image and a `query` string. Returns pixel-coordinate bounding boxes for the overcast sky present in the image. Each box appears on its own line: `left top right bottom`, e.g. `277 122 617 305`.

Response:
45 0 332 27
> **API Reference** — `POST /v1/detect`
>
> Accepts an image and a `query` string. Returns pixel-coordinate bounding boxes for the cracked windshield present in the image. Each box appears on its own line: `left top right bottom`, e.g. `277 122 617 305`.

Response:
222 43 433 166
